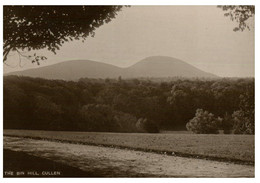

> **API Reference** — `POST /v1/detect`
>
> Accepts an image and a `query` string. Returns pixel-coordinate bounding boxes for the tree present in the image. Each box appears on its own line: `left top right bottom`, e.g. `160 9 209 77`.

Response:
136 118 159 133
33 95 63 130
113 111 138 132
218 6 255 31
186 109 222 134
232 110 253 134
232 86 254 134
78 104 119 132
3 6 124 63
221 113 233 134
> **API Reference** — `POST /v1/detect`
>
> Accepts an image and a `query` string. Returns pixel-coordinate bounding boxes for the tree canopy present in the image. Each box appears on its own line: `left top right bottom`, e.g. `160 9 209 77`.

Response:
4 76 254 134
3 6 124 63
218 5 255 32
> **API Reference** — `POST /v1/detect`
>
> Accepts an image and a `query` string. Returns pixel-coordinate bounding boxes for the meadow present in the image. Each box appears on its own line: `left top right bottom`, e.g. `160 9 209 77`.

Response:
4 129 254 164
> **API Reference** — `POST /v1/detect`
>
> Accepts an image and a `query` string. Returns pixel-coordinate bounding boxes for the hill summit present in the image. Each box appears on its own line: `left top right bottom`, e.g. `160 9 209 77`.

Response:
5 56 217 80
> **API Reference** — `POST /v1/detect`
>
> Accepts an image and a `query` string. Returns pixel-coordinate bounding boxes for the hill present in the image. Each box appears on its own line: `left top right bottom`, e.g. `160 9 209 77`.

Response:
124 56 217 78
5 56 217 80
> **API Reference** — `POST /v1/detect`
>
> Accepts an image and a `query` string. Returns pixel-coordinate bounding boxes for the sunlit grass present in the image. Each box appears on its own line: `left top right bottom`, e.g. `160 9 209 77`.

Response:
4 129 254 163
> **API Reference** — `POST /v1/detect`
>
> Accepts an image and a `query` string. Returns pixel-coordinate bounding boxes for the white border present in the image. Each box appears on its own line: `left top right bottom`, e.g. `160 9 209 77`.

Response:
0 1 258 183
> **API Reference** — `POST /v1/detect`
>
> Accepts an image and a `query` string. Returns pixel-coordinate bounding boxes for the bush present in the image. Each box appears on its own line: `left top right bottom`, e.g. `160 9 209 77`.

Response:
113 111 138 132
136 118 145 132
221 114 233 134
186 109 221 134
136 118 159 133
232 110 254 134
231 91 254 135
78 104 119 132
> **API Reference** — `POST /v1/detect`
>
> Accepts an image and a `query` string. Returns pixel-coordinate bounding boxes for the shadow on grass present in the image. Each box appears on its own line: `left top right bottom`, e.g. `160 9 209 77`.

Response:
3 149 157 178
3 149 99 177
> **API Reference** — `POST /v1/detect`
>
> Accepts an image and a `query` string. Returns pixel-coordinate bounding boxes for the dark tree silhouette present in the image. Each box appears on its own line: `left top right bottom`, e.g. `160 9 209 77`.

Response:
218 5 255 32
4 76 254 132
3 6 124 63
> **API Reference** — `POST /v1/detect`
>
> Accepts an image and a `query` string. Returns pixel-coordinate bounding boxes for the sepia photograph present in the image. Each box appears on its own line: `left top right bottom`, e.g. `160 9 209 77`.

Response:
2 3 256 178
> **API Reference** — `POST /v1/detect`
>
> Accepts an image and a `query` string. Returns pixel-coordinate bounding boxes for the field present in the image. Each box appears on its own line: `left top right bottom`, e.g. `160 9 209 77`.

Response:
4 149 88 177
4 129 254 164
4 136 254 177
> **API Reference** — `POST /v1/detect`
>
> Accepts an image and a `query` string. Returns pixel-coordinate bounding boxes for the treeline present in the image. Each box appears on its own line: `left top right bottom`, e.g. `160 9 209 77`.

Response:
3 76 254 134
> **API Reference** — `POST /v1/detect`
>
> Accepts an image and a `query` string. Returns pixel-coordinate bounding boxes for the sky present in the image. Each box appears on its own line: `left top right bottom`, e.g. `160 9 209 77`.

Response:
4 6 255 77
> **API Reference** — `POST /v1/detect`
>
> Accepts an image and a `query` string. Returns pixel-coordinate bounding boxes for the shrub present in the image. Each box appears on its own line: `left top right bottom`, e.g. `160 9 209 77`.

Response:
186 109 221 134
232 91 254 135
232 110 254 134
221 114 233 134
78 104 119 132
136 118 145 132
113 111 138 132
136 118 159 133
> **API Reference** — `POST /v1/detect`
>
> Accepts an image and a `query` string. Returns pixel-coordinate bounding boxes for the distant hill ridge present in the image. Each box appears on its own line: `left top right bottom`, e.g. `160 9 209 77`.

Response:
5 56 218 80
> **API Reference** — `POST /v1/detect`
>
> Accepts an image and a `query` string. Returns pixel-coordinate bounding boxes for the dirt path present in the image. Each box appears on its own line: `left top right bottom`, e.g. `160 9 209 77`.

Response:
3 136 254 177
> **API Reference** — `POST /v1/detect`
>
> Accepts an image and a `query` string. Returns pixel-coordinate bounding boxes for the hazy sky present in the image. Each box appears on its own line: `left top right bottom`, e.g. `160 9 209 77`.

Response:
4 6 255 77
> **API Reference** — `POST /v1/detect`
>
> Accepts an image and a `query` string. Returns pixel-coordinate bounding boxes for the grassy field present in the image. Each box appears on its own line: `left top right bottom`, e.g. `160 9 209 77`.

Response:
4 149 89 177
4 129 254 163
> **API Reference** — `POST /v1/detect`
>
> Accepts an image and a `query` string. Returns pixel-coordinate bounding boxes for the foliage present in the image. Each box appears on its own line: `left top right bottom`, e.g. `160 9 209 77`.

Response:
218 5 255 31
3 76 254 133
232 87 254 134
142 119 159 133
232 110 254 135
186 109 222 134
3 6 124 62
113 111 138 132
78 104 119 132
136 118 159 133
221 114 233 134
